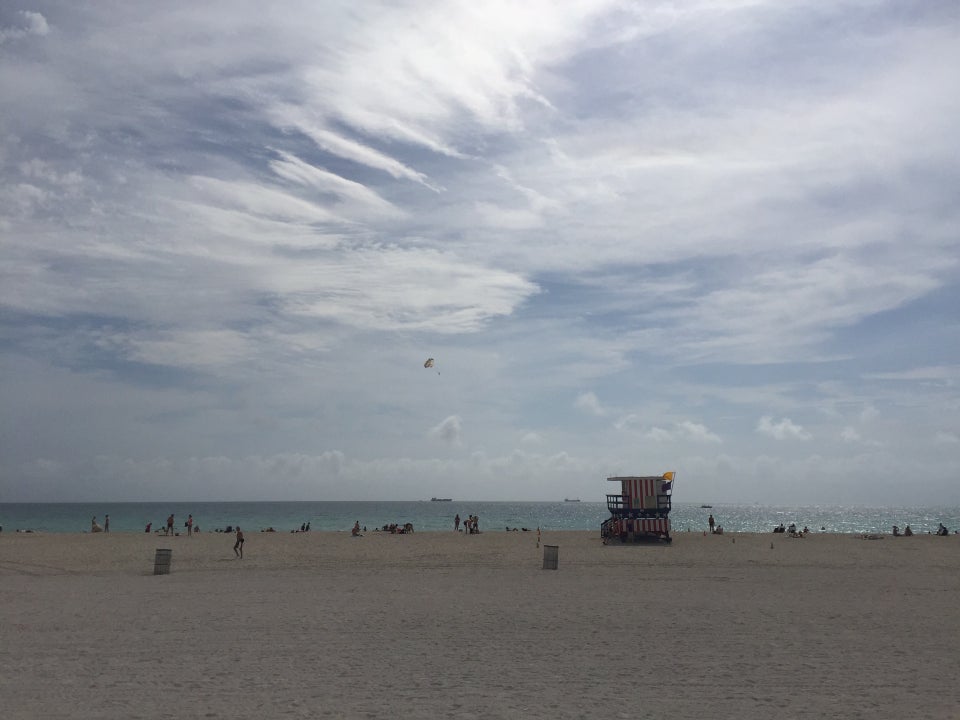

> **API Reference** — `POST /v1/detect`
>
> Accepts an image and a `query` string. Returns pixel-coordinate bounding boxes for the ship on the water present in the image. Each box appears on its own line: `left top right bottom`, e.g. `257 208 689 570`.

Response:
430 497 452 502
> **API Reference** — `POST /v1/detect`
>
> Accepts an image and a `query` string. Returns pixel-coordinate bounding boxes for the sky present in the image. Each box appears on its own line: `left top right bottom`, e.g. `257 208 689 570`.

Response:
1 1 959 505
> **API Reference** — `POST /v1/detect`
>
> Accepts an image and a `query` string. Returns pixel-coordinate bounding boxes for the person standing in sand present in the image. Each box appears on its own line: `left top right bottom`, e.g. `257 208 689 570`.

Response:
186 514 193 537
104 514 110 532
708 514 715 534
234 527 244 558
166 514 175 536
455 514 460 532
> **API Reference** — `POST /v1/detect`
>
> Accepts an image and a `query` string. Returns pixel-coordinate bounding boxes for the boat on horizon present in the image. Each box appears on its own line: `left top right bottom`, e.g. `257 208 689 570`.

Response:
430 497 452 502
564 498 581 502
700 504 712 508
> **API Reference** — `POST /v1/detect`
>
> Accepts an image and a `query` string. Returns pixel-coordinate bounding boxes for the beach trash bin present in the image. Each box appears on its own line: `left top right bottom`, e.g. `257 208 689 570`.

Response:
153 548 172 575
542 544 559 570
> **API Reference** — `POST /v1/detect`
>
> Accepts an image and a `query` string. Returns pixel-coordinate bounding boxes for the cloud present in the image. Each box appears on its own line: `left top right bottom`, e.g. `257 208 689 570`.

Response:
866 366 959 384
840 426 879 446
643 427 673 443
840 426 861 443
428 415 463 446
676 420 721 444
756 416 811 441
1 1 959 506
269 108 441 190
638 420 720 443
268 150 404 219
574 391 606 416
0 11 48 44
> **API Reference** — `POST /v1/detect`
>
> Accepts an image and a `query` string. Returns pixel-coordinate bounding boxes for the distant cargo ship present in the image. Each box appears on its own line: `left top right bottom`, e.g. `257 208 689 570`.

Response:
430 497 452 502
564 498 581 502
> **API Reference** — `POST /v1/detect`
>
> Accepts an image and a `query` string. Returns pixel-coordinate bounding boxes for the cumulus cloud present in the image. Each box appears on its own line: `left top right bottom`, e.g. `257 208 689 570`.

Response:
676 420 721 444
639 420 720 443
574 392 606 416
0 11 48 44
643 426 673 442
756 416 811 441
840 426 879 446
428 415 463 446
840 426 861 443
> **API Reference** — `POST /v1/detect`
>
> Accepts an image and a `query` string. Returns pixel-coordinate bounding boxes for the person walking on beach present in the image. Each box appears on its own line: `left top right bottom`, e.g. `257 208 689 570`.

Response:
166 514 175 536
708 514 715 534
454 514 460 532
104 514 110 532
186 514 194 537
234 527 244 558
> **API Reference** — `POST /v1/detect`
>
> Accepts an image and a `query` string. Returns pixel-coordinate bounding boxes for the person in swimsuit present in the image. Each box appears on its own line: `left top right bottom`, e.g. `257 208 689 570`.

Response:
234 527 244 558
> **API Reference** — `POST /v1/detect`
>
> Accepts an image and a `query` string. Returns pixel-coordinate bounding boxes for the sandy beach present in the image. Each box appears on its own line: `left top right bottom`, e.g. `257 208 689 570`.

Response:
1 530 957 719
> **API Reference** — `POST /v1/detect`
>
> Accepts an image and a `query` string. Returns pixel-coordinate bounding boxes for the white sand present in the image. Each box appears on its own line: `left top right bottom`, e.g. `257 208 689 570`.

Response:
1 530 958 719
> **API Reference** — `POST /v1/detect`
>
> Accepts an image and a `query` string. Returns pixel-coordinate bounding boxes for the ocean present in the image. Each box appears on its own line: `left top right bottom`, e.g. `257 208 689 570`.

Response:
1 501 958 535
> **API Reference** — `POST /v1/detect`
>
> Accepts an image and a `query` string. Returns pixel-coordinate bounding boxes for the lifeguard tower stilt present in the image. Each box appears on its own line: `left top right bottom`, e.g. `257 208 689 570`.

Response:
601 473 674 544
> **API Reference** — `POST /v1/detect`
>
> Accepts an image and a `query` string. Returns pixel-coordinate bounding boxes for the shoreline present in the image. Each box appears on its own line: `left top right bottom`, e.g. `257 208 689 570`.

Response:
1 527 956 575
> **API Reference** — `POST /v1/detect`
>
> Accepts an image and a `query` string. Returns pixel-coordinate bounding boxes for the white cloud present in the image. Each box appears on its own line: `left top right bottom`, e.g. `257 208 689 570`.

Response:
428 415 463 446
2 1 959 505
635 420 720 443
676 420 721 444
574 391 606 416
643 427 673 442
840 426 861 443
269 107 440 190
0 11 48 44
268 151 404 219
124 330 254 368
756 416 811 441
866 366 959 384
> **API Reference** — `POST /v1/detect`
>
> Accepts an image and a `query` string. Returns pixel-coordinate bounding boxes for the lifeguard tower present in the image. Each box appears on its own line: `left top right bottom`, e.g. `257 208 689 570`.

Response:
601 473 674 543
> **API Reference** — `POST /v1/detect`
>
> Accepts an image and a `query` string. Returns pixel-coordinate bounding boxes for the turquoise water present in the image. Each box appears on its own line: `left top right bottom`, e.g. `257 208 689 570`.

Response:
1 501 958 535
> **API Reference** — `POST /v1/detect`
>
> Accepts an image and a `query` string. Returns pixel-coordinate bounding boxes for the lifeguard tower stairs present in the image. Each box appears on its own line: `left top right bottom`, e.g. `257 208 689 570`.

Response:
601 474 673 543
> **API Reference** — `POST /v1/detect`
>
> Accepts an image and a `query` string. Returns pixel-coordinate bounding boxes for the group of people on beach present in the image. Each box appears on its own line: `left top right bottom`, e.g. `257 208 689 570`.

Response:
154 513 196 536
91 515 109 533
771 522 811 537
454 514 481 533
894 522 952 536
137 513 199 536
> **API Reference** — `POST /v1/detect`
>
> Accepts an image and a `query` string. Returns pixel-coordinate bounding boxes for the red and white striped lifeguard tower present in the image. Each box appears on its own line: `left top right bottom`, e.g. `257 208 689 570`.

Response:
601 472 674 543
